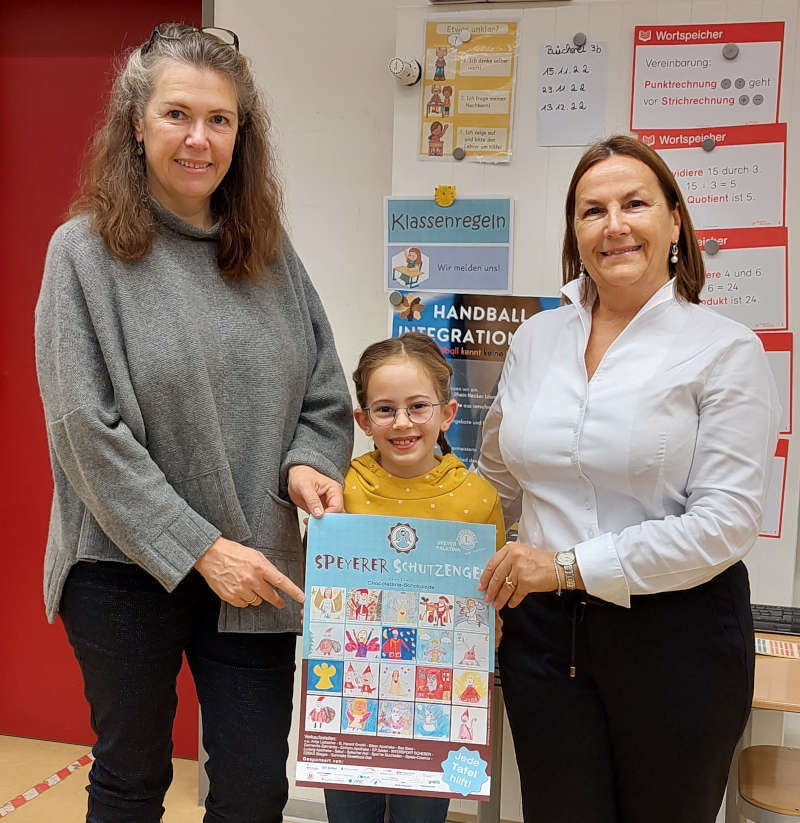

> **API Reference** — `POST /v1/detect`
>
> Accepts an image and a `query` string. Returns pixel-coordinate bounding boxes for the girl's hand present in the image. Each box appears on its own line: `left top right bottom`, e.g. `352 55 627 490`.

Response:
194 536 305 608
288 465 344 518
478 542 560 610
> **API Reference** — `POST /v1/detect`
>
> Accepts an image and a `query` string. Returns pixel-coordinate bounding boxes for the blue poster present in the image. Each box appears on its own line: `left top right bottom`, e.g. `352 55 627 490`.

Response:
385 197 513 293
296 513 496 799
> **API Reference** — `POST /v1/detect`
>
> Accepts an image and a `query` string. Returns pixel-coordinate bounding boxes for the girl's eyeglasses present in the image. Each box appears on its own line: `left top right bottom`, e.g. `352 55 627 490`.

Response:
363 401 446 427
142 24 240 55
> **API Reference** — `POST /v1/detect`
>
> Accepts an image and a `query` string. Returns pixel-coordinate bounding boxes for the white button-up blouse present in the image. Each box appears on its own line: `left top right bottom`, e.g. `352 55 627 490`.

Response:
477 277 780 607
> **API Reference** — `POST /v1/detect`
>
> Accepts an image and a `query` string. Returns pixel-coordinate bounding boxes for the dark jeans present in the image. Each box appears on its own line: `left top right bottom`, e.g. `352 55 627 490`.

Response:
324 789 449 823
499 561 754 823
60 560 296 823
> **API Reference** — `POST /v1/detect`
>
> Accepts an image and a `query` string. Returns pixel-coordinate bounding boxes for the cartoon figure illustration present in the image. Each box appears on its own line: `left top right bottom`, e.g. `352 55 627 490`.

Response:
392 247 425 288
433 46 447 81
441 85 453 117
343 662 357 692
423 705 440 733
359 665 376 695
455 596 489 631
459 673 480 703
426 84 442 116
458 709 477 741
345 628 380 658
387 668 405 696
454 631 489 669
378 701 413 736
311 586 344 621
415 666 452 702
459 644 477 666
383 591 416 625
381 626 415 660
427 121 448 157
434 595 453 627
313 626 342 657
312 661 337 691
347 588 380 622
345 697 372 731
308 696 337 729
414 702 451 740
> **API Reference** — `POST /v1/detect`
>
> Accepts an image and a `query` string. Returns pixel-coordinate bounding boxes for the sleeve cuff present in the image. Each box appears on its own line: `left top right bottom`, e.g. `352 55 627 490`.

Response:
574 533 631 608
282 449 346 486
144 504 221 591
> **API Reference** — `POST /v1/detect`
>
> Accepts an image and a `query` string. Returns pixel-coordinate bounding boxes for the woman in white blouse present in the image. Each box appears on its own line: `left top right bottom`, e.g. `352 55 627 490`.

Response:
477 135 779 822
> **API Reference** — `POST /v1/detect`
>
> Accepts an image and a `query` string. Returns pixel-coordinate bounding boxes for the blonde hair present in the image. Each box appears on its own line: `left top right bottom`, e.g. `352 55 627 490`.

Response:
70 23 284 279
353 332 454 455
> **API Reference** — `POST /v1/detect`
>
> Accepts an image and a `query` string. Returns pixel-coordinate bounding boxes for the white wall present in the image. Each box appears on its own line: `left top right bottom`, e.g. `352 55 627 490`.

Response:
214 1 800 820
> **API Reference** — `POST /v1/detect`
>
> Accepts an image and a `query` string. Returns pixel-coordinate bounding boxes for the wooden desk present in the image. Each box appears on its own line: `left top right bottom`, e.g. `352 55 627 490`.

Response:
725 632 800 821
753 632 800 713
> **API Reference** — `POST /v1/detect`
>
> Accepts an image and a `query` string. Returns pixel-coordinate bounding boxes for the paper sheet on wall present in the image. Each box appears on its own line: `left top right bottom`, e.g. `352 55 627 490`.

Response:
638 124 786 228
385 197 513 294
295 513 497 799
760 438 788 539
389 293 560 467
537 40 608 146
419 20 519 162
697 227 787 330
757 332 793 436
631 22 784 130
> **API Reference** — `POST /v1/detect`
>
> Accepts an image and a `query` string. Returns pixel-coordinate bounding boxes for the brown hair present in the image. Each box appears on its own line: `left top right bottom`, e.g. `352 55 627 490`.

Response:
561 134 705 304
353 332 454 456
70 23 284 279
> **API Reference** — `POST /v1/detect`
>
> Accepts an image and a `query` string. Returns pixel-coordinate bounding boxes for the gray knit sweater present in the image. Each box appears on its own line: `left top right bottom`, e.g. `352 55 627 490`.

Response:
35 203 353 632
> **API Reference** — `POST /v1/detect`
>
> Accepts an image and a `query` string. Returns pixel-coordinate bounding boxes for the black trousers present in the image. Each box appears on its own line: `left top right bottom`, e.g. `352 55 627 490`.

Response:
499 562 754 823
60 560 297 823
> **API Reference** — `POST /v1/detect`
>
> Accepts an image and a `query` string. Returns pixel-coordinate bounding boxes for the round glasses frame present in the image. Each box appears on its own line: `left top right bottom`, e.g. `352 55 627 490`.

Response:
362 401 446 427
142 24 240 55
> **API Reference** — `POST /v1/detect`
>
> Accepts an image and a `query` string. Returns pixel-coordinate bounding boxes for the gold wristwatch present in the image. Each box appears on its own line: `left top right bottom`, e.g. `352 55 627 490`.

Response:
555 549 577 591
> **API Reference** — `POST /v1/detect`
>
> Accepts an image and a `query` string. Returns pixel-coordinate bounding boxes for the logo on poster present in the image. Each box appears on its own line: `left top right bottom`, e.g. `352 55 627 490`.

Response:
457 529 478 551
388 523 419 554
638 30 652 42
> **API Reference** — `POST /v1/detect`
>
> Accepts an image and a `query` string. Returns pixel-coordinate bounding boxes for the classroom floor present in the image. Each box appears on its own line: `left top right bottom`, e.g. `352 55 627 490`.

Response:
0 735 204 821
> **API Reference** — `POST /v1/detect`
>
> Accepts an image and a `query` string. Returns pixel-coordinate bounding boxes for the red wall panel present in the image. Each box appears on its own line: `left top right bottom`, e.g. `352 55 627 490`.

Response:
0 0 202 760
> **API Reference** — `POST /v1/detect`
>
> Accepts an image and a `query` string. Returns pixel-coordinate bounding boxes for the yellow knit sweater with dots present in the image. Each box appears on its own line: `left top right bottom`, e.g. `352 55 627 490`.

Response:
344 451 505 550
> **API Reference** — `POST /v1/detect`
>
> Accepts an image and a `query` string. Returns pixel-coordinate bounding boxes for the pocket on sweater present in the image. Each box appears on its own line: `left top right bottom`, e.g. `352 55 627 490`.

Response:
173 465 251 543
252 489 302 552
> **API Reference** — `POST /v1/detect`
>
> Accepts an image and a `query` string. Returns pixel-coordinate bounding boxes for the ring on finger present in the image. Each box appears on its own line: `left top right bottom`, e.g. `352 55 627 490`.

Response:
504 576 516 590
244 595 258 605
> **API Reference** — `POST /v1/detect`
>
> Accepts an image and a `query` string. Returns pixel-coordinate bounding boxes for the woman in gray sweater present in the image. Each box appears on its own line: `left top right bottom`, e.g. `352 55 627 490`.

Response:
34 23 352 823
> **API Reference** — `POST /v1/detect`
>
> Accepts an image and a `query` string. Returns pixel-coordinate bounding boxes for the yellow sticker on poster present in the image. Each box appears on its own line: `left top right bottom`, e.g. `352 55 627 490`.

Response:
420 21 519 162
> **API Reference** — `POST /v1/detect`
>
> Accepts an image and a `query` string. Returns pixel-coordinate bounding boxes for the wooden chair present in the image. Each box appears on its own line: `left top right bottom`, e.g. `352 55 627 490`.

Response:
737 745 800 821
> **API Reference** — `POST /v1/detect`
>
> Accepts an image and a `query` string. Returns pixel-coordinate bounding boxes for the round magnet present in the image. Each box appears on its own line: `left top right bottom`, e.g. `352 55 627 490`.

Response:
704 238 720 256
701 137 716 152
459 29 471 43
389 291 404 306
722 43 739 60
753 94 764 105
448 33 461 47
734 77 745 89
452 147 466 161
573 32 587 47
738 94 750 105
720 78 731 89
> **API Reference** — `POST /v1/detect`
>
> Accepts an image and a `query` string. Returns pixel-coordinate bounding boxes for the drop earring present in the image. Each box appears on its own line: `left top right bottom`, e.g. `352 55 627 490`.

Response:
670 242 679 264
135 141 144 156
579 259 586 276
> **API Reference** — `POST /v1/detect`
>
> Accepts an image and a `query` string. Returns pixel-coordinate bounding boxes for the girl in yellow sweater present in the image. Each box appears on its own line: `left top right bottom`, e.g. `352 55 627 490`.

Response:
324 332 504 823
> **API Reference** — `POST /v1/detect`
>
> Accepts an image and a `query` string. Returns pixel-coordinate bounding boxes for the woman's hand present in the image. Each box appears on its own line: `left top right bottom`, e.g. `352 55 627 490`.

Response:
288 465 344 518
478 542 560 609
194 536 305 609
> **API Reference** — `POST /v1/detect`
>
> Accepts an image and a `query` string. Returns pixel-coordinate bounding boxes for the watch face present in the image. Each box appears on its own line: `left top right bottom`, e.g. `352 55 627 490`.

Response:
555 551 575 566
